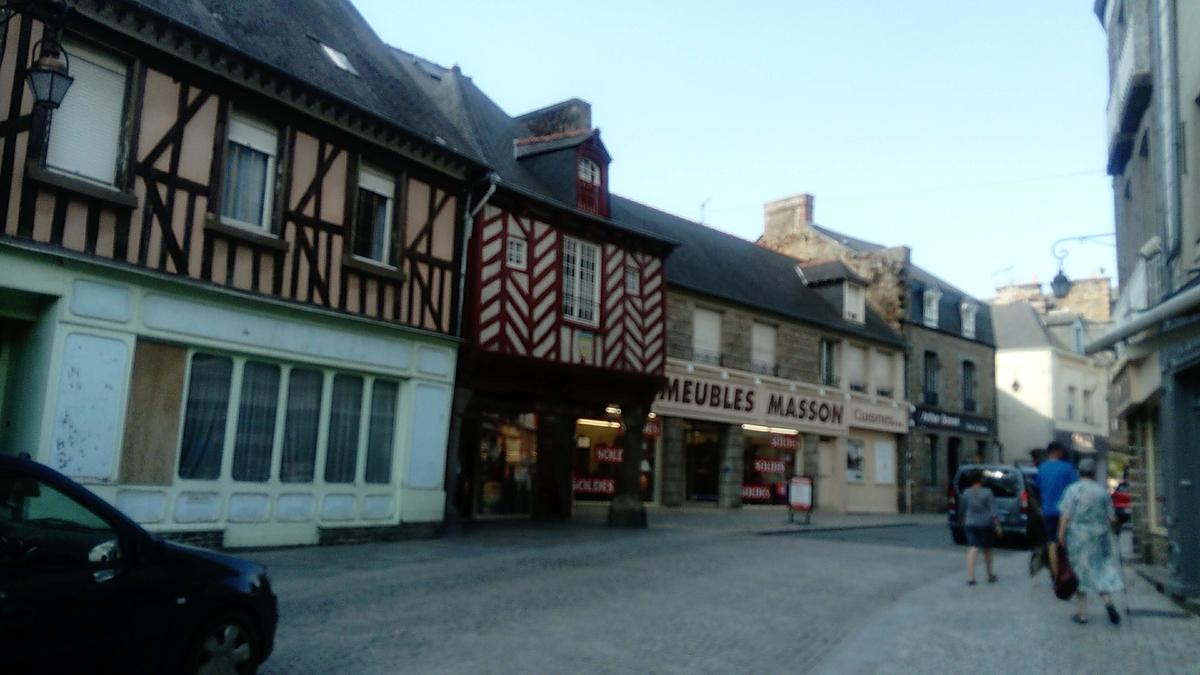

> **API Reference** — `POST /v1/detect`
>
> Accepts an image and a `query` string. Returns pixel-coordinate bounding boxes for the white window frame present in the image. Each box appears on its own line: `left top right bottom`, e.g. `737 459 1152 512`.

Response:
354 164 395 266
506 236 527 270
819 339 840 387
751 321 777 375
625 263 640 295
562 236 601 326
923 289 941 328
960 302 977 339
577 157 601 185
45 39 129 187
692 307 722 365
846 343 868 393
221 112 278 231
844 283 866 324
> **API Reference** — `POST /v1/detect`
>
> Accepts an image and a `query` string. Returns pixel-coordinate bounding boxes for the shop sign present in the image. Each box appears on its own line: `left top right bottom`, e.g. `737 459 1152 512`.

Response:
789 475 813 513
741 484 773 502
644 418 661 437
912 405 994 436
752 457 788 474
573 475 615 495
595 445 624 464
849 402 908 434
769 434 799 450
655 367 847 434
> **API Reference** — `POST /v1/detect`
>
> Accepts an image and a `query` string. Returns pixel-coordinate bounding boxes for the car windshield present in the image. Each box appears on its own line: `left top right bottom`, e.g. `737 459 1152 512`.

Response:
957 468 1020 498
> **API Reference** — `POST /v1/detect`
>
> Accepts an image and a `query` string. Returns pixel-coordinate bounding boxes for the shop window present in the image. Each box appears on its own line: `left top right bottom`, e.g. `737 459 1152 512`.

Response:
477 412 537 515
751 322 776 375
562 236 600 324
178 354 233 480
231 362 280 482
324 374 364 484
46 39 128 186
353 165 395 265
820 339 839 387
220 111 278 231
846 439 865 482
364 380 399 484
926 435 939 486
742 427 796 504
692 307 722 365
279 369 323 483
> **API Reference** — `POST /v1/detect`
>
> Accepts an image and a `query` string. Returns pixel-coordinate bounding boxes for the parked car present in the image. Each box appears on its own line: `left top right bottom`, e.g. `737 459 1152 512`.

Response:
947 463 1038 546
1111 481 1132 529
0 453 277 674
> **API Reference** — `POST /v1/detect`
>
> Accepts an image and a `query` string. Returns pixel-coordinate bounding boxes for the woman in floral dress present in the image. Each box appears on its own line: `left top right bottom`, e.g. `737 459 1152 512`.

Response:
1057 456 1124 625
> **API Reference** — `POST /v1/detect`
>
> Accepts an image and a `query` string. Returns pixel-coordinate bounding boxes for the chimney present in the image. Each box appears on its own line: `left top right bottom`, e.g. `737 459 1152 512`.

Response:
763 193 815 240
516 98 592 137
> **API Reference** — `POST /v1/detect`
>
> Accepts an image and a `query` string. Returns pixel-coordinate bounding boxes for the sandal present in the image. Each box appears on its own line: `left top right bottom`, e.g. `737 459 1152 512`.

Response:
1106 604 1121 625
987 575 998 583
967 579 976 586
1072 614 1088 624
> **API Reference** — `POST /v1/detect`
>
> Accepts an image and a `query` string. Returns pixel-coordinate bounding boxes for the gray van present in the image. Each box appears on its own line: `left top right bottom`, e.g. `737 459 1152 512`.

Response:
947 463 1037 546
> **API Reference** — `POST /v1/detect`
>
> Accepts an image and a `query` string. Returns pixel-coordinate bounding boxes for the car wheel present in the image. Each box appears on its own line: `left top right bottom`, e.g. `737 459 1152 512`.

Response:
182 610 260 675
951 528 966 545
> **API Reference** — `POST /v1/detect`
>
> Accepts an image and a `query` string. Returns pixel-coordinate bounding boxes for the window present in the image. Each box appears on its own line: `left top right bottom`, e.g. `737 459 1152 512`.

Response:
926 435 939 486
1083 389 1093 424
562 237 599 324
625 264 640 295
353 165 394 264
577 157 601 185
365 380 399 484
1073 320 1085 354
1066 385 1077 421
692 308 722 365
0 468 117 570
751 322 776 375
844 283 865 323
923 289 941 328
962 360 977 412
45 40 128 186
820 339 839 387
506 236 527 270
923 351 939 405
872 350 893 397
846 439 865 482
178 354 233 480
220 112 278 230
231 362 280 482
846 345 867 392
280 369 322 483
318 42 359 75
960 302 977 339
325 374 364 484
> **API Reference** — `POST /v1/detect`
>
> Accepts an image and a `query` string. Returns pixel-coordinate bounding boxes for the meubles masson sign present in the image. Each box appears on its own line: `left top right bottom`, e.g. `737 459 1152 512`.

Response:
652 361 908 435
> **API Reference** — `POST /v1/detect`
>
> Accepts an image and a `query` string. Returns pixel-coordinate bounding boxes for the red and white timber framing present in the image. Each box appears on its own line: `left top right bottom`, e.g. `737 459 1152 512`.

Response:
473 205 665 375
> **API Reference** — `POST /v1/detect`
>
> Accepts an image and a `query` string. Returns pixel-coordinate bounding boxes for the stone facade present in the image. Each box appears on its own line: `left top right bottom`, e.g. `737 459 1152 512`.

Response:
907 325 997 416
993 277 1113 322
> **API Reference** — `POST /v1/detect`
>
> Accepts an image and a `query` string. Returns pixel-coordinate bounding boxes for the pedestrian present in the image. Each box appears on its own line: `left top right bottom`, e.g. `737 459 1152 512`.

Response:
960 469 1001 585
1035 441 1078 576
1057 456 1124 625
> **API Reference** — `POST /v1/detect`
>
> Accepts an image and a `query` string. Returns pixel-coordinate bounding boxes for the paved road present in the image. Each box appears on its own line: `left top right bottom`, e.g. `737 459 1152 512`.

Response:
247 516 1198 674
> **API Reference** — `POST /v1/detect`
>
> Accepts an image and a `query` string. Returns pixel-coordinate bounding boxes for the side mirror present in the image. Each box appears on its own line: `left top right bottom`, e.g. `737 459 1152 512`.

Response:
88 539 120 566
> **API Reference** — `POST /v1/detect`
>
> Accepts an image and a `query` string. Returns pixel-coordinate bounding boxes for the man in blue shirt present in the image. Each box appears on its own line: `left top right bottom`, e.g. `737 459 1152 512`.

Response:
1036 441 1079 575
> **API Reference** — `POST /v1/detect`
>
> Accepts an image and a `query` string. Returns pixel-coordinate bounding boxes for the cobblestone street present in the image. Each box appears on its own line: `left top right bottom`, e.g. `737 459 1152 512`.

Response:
248 509 1199 674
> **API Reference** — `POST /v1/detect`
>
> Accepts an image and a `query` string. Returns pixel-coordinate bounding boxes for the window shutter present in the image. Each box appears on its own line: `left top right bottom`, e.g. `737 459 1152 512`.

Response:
692 308 721 358
751 323 776 370
46 43 127 185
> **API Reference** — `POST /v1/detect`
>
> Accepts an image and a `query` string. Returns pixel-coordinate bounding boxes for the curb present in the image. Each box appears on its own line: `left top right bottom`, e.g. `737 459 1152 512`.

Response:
755 522 919 536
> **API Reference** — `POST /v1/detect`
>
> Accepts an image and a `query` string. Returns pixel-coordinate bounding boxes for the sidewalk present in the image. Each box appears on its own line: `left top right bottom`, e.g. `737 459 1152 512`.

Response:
812 534 1200 674
569 502 943 536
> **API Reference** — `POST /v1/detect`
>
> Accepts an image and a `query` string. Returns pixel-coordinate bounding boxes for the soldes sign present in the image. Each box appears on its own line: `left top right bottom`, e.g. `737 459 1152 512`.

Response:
594 445 624 464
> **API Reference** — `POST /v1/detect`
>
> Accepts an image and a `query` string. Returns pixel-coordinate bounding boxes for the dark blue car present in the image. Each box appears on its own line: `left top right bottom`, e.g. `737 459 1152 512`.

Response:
0 453 277 674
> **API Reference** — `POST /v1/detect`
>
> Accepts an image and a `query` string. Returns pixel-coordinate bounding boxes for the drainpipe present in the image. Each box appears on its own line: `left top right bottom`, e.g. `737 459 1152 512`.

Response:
454 171 499 336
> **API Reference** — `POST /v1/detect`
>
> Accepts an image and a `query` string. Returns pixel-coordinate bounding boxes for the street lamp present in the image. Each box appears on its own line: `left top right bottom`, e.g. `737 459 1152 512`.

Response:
1050 233 1116 299
25 37 73 108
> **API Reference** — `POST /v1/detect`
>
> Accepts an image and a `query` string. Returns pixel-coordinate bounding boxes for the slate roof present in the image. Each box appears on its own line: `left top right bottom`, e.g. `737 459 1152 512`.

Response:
811 223 995 346
610 196 904 347
126 0 478 162
992 303 1065 350
799 259 868 286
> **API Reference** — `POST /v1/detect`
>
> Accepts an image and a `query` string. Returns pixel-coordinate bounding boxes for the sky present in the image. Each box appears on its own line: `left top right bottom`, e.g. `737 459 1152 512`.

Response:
351 0 1116 300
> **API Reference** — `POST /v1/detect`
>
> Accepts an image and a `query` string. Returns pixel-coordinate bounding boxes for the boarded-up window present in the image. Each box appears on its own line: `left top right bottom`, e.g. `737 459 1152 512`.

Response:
121 341 186 485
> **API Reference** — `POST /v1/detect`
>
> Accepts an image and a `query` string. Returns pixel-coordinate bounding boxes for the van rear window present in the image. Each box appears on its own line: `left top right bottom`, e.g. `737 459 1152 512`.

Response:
957 469 1020 498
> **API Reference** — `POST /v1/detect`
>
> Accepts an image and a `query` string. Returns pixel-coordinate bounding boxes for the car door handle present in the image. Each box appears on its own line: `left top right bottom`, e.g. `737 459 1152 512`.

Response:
93 569 117 584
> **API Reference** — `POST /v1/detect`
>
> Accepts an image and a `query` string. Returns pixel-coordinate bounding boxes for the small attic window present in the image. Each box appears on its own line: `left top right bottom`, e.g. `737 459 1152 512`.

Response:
844 283 866 324
578 158 601 185
960 302 978 339
923 289 941 328
318 42 359 75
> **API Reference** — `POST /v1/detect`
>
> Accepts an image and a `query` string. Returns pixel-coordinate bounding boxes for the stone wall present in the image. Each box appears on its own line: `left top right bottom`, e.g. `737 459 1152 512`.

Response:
907 325 997 415
992 277 1113 322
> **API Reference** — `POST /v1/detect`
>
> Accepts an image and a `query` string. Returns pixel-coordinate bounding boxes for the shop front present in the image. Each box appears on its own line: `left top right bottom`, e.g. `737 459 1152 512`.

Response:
652 360 908 513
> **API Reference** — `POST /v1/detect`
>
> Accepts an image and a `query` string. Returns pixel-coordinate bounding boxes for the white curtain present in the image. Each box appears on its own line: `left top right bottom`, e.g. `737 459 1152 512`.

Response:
324 375 363 483
280 369 322 483
178 354 232 480
231 362 280 482
365 380 399 484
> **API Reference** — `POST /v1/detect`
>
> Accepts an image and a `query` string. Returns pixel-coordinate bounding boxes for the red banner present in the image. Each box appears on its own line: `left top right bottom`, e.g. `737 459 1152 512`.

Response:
741 484 772 502
752 457 787 474
574 475 615 495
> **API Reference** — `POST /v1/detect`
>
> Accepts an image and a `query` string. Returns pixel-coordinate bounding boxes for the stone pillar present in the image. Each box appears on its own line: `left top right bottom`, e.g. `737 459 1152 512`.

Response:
443 387 474 521
608 402 649 528
660 416 685 506
717 424 744 509
534 414 574 520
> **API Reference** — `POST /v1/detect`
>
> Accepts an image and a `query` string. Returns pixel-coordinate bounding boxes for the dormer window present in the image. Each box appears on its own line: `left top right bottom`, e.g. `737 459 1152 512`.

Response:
844 283 866 324
576 155 604 215
923 289 941 328
960 302 977 339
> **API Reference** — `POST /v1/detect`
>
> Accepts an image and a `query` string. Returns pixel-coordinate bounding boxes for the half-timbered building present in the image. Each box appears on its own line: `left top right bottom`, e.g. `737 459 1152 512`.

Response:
393 52 675 524
0 0 489 546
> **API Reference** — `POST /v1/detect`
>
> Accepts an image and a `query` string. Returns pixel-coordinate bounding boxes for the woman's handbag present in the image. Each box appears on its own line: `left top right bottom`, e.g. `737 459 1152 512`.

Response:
1054 546 1079 600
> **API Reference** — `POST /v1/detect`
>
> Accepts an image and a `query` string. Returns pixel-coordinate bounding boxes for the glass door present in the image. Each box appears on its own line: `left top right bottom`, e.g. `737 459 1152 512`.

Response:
475 411 537 516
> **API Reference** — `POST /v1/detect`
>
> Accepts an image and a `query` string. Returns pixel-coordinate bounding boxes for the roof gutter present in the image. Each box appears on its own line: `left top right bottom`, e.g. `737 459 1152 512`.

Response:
454 172 499 337
1086 282 1200 353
